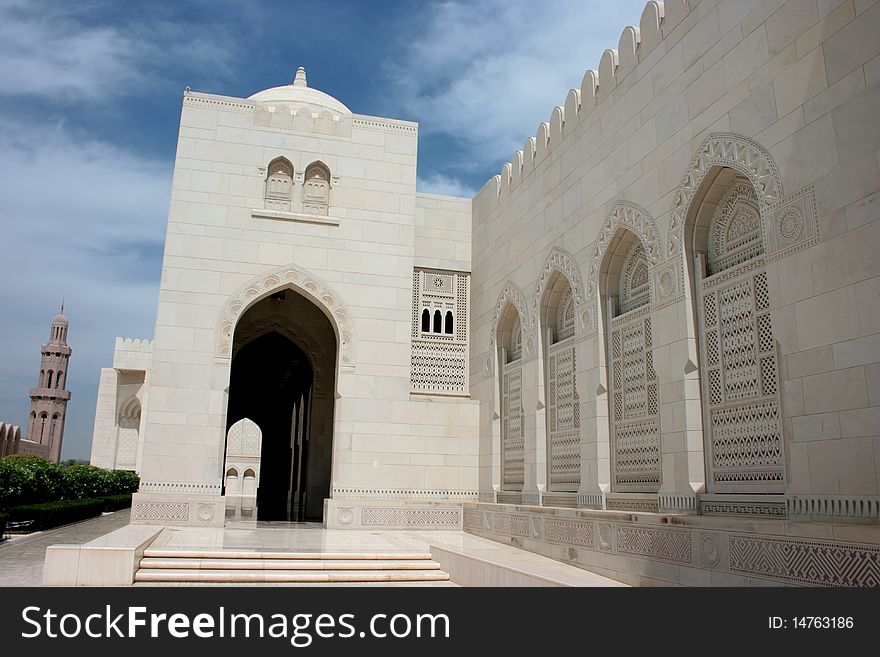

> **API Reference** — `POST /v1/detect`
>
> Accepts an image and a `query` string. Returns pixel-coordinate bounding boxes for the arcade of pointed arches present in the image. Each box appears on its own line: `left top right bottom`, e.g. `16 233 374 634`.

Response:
490 132 793 505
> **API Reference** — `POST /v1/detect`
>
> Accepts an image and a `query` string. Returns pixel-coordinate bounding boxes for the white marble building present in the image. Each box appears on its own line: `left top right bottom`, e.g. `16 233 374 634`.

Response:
91 67 477 527
89 0 880 586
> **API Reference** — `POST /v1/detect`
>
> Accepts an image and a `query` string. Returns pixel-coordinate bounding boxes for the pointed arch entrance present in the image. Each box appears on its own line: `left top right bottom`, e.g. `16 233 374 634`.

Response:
224 287 338 521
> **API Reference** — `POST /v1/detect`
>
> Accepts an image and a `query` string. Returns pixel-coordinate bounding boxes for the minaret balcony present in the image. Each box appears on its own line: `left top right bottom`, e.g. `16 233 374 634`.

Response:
28 388 71 401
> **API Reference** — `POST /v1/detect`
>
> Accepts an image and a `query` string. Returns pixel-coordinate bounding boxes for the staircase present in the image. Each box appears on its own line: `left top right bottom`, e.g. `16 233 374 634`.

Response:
134 548 453 586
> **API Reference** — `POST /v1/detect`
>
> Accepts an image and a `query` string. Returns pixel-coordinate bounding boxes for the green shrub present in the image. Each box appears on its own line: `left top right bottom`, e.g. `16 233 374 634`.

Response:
98 493 133 512
0 455 63 509
59 465 140 500
59 464 116 499
7 499 104 532
107 469 140 494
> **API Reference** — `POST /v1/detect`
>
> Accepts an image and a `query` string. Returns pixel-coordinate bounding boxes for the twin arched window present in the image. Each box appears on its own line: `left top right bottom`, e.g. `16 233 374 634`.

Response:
264 158 331 215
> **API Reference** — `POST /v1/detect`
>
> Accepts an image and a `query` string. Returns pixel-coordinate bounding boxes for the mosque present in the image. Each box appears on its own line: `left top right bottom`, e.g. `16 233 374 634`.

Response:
80 0 880 586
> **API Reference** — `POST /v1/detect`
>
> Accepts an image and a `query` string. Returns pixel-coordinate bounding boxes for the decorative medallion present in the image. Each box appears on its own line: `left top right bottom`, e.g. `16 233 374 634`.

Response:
598 522 613 551
701 533 720 567
337 507 354 526
777 207 804 243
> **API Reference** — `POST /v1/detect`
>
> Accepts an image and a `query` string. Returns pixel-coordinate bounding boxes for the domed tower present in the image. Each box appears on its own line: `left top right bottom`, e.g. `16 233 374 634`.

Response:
27 306 72 462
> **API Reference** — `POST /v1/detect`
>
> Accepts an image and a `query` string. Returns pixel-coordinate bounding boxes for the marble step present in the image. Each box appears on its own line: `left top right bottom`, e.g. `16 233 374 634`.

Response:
142 549 433 561
135 581 460 587
134 568 450 583
139 557 442 571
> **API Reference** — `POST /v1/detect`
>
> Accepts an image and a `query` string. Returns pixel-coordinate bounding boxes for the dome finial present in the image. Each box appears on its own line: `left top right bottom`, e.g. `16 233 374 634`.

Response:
293 67 307 87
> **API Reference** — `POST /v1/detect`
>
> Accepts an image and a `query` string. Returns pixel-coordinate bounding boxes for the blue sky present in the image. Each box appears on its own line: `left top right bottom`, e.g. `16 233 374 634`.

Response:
0 0 645 460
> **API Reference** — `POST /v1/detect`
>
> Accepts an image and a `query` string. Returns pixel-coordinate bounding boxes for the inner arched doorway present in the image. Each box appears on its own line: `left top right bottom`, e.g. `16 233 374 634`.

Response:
225 288 337 521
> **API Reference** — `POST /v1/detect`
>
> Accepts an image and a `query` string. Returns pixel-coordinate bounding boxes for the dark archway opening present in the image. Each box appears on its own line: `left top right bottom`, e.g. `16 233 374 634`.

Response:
225 289 337 522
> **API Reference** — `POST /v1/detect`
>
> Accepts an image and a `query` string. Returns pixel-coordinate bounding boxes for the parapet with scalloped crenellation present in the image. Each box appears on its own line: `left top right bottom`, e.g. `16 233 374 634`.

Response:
473 0 693 214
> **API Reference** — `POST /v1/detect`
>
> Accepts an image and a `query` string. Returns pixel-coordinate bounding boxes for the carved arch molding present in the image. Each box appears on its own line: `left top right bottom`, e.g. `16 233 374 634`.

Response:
533 246 588 337
215 263 355 367
667 132 818 260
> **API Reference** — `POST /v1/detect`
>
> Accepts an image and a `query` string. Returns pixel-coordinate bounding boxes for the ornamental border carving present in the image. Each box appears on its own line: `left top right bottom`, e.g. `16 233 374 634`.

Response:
533 246 587 337
215 263 355 367
668 133 784 256
584 201 662 334
489 280 536 356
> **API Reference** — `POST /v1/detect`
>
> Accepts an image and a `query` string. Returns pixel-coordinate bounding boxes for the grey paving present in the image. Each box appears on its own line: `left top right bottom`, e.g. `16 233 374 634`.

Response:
0 509 131 586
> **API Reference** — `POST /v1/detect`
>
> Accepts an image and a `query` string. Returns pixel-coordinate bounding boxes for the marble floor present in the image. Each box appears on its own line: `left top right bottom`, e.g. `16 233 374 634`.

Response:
0 510 131 586
150 522 626 586
3 514 627 587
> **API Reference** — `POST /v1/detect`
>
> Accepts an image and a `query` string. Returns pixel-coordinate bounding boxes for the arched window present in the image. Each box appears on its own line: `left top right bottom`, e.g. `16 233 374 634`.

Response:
421 308 431 333
444 311 454 334
302 161 331 216
46 370 54 388
497 302 525 494
433 309 442 333
56 371 64 388
600 228 660 493
539 272 580 493
40 370 45 387
38 412 47 442
689 171 784 493
265 157 294 211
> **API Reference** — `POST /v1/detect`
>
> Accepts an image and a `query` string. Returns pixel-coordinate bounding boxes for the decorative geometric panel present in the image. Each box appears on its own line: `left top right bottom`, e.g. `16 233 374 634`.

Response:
226 418 262 458
700 251 786 492
613 420 662 488
701 501 788 518
556 287 575 342
411 341 467 393
116 427 138 470
616 526 692 564
544 518 593 547
510 316 523 361
493 512 530 537
547 340 580 491
609 309 661 492
605 497 660 512
708 369 722 405
754 271 769 310
132 501 189 521
456 275 469 342
709 401 784 486
708 179 763 274
706 330 719 366
423 272 454 295
502 365 525 490
410 269 469 393
619 242 651 314
360 507 461 527
729 534 880 587
766 184 821 261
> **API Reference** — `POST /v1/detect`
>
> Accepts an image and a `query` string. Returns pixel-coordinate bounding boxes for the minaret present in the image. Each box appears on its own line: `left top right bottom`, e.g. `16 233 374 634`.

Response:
27 306 72 463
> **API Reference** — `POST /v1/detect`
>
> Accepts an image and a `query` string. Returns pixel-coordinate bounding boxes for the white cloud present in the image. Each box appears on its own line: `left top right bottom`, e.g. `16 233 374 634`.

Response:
0 118 169 459
0 1 241 101
417 172 475 198
386 0 646 174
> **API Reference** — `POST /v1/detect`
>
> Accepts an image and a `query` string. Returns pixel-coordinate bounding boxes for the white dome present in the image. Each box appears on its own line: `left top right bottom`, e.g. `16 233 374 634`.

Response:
248 67 351 115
